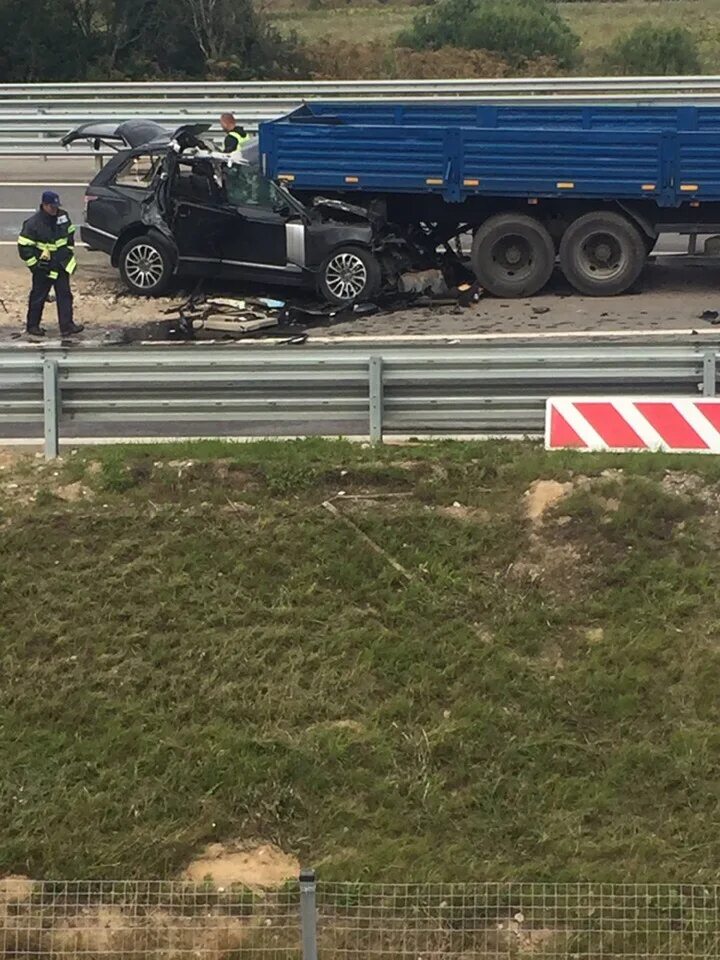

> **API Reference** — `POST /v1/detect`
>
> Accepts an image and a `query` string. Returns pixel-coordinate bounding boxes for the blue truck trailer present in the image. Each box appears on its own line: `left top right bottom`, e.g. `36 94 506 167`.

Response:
259 101 720 297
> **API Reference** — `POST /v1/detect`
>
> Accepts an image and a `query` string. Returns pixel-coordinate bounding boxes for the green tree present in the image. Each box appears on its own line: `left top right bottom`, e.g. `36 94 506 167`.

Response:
602 24 701 76
0 0 304 81
399 0 579 68
0 0 92 80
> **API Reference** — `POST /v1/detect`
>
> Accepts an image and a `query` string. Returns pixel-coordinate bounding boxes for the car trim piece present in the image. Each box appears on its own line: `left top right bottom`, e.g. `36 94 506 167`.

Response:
179 255 302 273
223 259 303 273
83 225 119 240
285 222 306 267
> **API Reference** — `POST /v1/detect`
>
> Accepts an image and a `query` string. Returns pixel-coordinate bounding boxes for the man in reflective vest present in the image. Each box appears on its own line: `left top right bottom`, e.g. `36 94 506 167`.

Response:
220 112 250 153
17 190 84 338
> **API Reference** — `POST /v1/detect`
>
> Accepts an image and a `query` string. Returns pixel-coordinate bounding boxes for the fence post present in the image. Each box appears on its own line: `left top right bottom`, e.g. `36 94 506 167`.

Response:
299 869 318 960
369 355 384 444
702 351 717 397
42 358 59 459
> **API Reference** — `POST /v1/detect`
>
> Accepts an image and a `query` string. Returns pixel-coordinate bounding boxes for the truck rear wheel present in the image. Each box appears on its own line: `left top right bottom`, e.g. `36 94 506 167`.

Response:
471 214 555 297
559 212 646 296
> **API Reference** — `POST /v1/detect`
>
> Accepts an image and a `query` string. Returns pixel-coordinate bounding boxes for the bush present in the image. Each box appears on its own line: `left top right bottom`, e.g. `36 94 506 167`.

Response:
601 24 701 75
398 0 579 68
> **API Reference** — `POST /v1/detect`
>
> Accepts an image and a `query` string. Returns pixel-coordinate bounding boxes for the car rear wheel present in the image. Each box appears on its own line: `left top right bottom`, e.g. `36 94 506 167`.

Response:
559 212 647 296
119 235 175 296
319 246 382 305
471 214 556 298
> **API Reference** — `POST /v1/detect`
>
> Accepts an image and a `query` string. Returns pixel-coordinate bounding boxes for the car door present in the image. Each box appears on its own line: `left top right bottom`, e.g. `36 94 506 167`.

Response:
169 164 230 267
219 165 288 269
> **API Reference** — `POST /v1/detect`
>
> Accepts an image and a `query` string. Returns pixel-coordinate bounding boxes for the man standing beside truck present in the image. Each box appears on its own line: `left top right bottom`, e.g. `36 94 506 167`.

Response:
220 113 249 153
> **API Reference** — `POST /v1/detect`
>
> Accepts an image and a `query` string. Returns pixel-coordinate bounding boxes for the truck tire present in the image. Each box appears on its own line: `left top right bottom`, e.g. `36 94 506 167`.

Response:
471 214 555 297
559 212 647 296
119 234 175 297
319 245 382 305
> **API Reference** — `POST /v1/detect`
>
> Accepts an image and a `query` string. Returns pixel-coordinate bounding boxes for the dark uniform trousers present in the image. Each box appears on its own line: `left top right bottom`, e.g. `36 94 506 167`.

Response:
28 270 74 331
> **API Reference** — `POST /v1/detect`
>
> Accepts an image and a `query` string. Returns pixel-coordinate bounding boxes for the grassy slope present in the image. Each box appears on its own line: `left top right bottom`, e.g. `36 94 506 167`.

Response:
269 0 720 72
2 439 720 881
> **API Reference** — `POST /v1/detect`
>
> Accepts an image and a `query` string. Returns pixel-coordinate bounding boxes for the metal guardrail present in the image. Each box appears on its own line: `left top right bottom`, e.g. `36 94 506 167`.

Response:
4 76 720 158
0 341 717 457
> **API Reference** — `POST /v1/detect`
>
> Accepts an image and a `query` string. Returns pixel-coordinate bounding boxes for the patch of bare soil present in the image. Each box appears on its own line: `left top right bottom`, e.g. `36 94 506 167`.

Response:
1 461 94 507
437 503 492 523
0 266 182 338
5 903 253 959
524 480 574 523
514 475 621 597
0 875 34 903
182 842 299 889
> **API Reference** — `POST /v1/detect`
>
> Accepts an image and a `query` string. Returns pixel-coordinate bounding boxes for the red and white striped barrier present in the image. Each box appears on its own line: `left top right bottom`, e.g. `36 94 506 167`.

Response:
546 398 720 452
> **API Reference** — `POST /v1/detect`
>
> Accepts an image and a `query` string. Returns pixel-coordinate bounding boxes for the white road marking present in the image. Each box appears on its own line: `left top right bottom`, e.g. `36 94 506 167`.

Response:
0 183 88 187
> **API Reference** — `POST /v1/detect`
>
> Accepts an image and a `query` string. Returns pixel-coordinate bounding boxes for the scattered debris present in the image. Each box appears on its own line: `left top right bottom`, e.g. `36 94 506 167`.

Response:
699 310 720 324
532 305 550 315
55 481 93 503
398 269 449 297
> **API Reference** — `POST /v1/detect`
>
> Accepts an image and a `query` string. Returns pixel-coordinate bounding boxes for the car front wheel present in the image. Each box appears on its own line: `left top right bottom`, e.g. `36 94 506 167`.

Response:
318 246 382 305
119 235 175 297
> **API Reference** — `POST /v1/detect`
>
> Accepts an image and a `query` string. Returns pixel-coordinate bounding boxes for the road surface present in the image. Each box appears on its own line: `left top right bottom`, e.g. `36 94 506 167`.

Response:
2 157 720 343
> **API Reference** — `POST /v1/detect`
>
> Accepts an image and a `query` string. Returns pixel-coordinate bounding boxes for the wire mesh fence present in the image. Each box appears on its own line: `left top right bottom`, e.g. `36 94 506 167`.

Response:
3 878 720 960
316 883 720 960
0 878 300 959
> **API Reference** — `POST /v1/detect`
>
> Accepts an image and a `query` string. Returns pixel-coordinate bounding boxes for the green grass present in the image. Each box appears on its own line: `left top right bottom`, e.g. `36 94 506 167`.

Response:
2 439 720 881
269 0 720 72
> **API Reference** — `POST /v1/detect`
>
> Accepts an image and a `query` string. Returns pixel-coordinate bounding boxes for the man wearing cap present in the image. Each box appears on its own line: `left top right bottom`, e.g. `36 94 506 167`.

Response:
220 112 249 153
17 190 84 338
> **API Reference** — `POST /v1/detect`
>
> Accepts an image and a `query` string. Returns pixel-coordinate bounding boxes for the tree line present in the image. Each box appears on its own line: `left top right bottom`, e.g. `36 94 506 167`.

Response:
0 0 304 81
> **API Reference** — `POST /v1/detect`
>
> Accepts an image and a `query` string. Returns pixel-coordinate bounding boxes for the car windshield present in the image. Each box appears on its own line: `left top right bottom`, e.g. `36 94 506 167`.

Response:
223 165 277 208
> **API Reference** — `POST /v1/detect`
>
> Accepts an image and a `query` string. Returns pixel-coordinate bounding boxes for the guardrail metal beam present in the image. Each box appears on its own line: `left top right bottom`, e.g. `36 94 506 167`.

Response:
0 341 716 457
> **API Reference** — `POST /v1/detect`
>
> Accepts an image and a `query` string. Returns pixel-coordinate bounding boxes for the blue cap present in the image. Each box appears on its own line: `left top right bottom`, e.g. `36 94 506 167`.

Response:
41 190 61 206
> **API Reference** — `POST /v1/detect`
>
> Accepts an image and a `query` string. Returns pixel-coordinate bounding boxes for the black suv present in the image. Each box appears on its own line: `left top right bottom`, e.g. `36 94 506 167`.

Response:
64 120 406 304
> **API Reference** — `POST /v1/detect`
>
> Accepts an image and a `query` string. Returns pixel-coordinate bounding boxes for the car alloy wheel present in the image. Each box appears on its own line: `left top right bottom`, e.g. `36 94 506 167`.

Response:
124 243 165 290
324 252 368 301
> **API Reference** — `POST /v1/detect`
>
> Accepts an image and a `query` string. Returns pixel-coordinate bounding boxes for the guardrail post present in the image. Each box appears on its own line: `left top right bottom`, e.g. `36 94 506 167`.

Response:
42 358 59 459
702 351 717 397
369 355 384 444
299 869 318 960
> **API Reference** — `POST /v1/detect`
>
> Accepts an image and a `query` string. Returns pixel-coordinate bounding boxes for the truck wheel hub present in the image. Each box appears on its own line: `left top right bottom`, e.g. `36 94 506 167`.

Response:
492 234 532 274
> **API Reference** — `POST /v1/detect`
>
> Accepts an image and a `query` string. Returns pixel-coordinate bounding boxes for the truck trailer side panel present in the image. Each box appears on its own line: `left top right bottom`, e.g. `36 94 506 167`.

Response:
260 103 720 204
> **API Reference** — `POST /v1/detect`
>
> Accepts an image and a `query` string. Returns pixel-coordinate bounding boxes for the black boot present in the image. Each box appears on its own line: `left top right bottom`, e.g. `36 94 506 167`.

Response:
61 323 85 336
26 325 46 339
